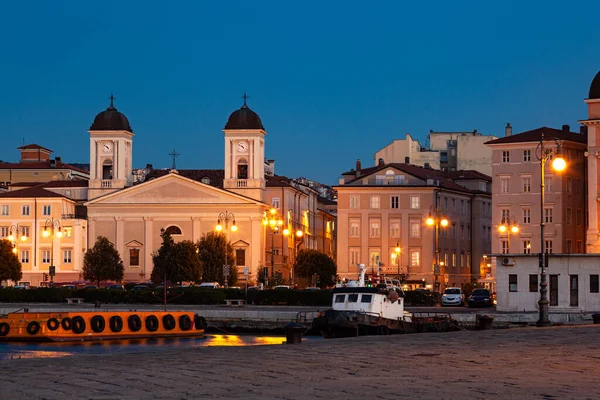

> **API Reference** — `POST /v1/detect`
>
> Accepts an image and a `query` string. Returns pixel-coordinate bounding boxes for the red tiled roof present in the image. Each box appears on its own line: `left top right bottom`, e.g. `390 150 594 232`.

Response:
0 187 66 199
0 161 90 175
145 169 225 188
484 126 586 145
42 180 89 188
444 170 491 181
17 144 53 152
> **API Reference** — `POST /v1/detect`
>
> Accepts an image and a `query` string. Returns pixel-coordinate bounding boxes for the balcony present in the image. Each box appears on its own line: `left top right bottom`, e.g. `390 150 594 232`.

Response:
236 179 248 188
101 180 112 188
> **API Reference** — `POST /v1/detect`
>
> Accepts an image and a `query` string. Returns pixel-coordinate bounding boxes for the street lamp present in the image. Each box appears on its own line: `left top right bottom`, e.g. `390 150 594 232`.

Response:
536 133 566 327
498 214 519 253
42 218 62 285
216 211 237 288
8 224 28 255
262 208 288 288
426 206 449 292
392 243 402 279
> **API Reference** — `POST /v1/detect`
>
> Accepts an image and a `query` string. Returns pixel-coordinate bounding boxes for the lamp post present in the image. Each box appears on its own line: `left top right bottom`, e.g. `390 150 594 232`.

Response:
42 218 62 286
8 224 28 257
393 243 401 279
498 214 519 253
262 208 288 288
216 211 237 289
536 133 567 327
426 205 449 293
292 229 303 285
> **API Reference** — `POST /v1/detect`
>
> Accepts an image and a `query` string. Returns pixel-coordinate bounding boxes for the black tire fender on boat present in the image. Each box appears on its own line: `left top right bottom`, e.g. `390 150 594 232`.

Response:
61 317 72 331
0 322 10 336
72 316 86 334
27 321 41 335
194 315 207 330
145 315 159 332
179 314 192 331
90 315 106 333
162 314 176 330
128 314 142 332
109 315 123 333
47 318 60 331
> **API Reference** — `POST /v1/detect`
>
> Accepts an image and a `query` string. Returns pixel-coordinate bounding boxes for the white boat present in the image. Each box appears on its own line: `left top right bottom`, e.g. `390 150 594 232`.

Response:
312 265 458 338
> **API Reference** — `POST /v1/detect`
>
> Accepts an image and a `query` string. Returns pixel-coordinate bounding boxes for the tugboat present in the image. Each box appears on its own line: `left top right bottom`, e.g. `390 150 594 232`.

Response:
0 310 207 342
312 265 458 338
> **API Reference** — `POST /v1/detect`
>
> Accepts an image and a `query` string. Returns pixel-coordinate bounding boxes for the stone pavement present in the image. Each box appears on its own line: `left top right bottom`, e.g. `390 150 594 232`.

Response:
2 325 600 399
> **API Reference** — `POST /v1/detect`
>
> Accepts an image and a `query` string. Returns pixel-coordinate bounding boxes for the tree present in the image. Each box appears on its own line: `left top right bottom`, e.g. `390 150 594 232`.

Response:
197 231 237 286
83 236 124 286
151 230 202 285
0 239 22 283
295 249 337 288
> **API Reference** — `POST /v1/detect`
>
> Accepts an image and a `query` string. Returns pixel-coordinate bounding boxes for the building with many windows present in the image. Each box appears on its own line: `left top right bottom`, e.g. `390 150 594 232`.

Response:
336 159 491 291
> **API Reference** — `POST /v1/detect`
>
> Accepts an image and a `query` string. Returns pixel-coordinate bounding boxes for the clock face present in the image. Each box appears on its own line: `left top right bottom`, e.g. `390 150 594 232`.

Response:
237 141 248 153
102 142 113 153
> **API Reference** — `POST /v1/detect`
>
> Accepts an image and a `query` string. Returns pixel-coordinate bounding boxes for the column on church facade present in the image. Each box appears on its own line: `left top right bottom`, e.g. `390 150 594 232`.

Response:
143 217 153 280
192 217 202 242
251 216 263 282
115 217 125 267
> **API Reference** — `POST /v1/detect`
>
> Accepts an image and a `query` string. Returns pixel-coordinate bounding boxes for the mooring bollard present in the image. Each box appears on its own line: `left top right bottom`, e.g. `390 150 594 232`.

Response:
477 314 494 330
284 322 305 344
592 314 600 324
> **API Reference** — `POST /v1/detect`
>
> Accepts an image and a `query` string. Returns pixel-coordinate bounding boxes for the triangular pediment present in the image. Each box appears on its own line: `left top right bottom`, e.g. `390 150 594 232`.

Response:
232 240 250 247
126 240 143 247
86 173 263 206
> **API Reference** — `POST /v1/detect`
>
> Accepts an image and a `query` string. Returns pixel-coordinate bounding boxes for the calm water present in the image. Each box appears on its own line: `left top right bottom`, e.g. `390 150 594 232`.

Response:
0 334 322 360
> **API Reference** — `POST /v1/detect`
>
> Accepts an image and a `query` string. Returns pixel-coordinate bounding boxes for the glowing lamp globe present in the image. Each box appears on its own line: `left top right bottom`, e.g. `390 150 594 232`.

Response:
552 156 566 172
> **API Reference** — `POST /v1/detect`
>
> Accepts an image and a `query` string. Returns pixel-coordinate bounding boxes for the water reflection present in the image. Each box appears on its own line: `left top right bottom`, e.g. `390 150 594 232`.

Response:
0 334 320 360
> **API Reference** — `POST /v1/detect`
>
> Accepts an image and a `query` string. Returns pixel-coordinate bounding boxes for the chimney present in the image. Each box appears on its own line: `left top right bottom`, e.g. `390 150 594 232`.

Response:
55 156 62 163
505 123 512 137
145 163 153 170
580 126 588 135
378 158 385 167
562 124 570 133
355 159 361 177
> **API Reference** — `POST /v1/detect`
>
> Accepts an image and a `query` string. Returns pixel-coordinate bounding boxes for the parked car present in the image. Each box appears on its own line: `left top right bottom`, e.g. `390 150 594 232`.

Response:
198 282 221 289
13 285 29 290
131 285 150 291
273 285 292 290
106 284 125 290
467 288 493 308
247 286 260 291
305 287 321 291
441 287 465 307
60 285 77 290
84 285 98 289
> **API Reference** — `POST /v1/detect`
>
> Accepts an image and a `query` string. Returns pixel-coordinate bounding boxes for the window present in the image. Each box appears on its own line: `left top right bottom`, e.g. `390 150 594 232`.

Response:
501 240 508 254
21 226 30 237
369 219 381 238
577 241 583 253
271 197 280 209
129 248 140 266
21 205 30 216
451 224 456 239
451 252 456 268
566 240 572 254
21 250 29 263
502 151 510 162
410 196 420 209
390 196 399 209
544 208 553 223
410 221 420 238
576 209 582 225
591 275 599 293
369 251 380 269
349 220 360 238
523 240 531 254
523 150 531 162
348 294 359 303
509 274 518 292
460 253 464 269
523 208 531 224
389 220 400 238
43 205 51 216
566 208 572 224
521 177 531 193
500 178 509 193
0 226 8 237
529 275 538 292
461 224 465 240
350 195 360 209
566 177 572 194
1 205 8 216
63 249 72 263
164 225 182 235
62 227 73 238
460 200 464 213
452 199 456 212
545 240 553 254
42 250 51 263
576 179 581 195
370 196 380 209
349 248 360 266
501 208 509 222
361 294 373 303
235 249 245 266
546 177 553 193
444 253 448 267
410 250 420 266
334 294 345 303
237 159 248 179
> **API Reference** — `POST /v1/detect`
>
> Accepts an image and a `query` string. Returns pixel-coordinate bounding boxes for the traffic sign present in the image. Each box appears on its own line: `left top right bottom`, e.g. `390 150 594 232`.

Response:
433 264 440 276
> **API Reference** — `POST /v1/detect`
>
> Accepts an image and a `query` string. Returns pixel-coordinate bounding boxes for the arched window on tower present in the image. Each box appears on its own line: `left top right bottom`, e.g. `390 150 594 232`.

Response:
164 226 182 236
237 158 248 180
102 159 113 180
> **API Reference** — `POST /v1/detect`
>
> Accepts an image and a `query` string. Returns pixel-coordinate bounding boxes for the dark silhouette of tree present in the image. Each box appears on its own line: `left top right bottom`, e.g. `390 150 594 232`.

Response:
151 229 202 285
0 239 22 283
197 231 237 286
83 236 124 286
295 249 337 288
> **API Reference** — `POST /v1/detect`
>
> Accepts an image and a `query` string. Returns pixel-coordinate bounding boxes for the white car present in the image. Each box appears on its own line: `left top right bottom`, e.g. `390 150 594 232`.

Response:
441 287 464 307
198 282 221 289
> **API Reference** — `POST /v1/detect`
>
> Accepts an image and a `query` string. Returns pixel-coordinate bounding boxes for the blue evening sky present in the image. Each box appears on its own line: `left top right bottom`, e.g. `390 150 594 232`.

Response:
1 1 599 185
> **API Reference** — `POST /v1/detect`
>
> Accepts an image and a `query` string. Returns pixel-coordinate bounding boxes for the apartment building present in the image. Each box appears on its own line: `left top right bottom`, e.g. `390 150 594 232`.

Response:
336 160 491 291
486 126 587 256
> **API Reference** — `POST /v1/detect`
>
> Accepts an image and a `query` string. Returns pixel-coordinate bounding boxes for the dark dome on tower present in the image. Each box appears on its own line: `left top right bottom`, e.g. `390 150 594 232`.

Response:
224 95 264 130
589 70 600 99
90 96 133 132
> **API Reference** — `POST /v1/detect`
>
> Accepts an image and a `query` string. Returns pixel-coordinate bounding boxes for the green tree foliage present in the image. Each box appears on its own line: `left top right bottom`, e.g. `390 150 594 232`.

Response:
0 239 22 283
295 249 336 288
197 231 237 286
151 230 202 285
83 236 124 286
